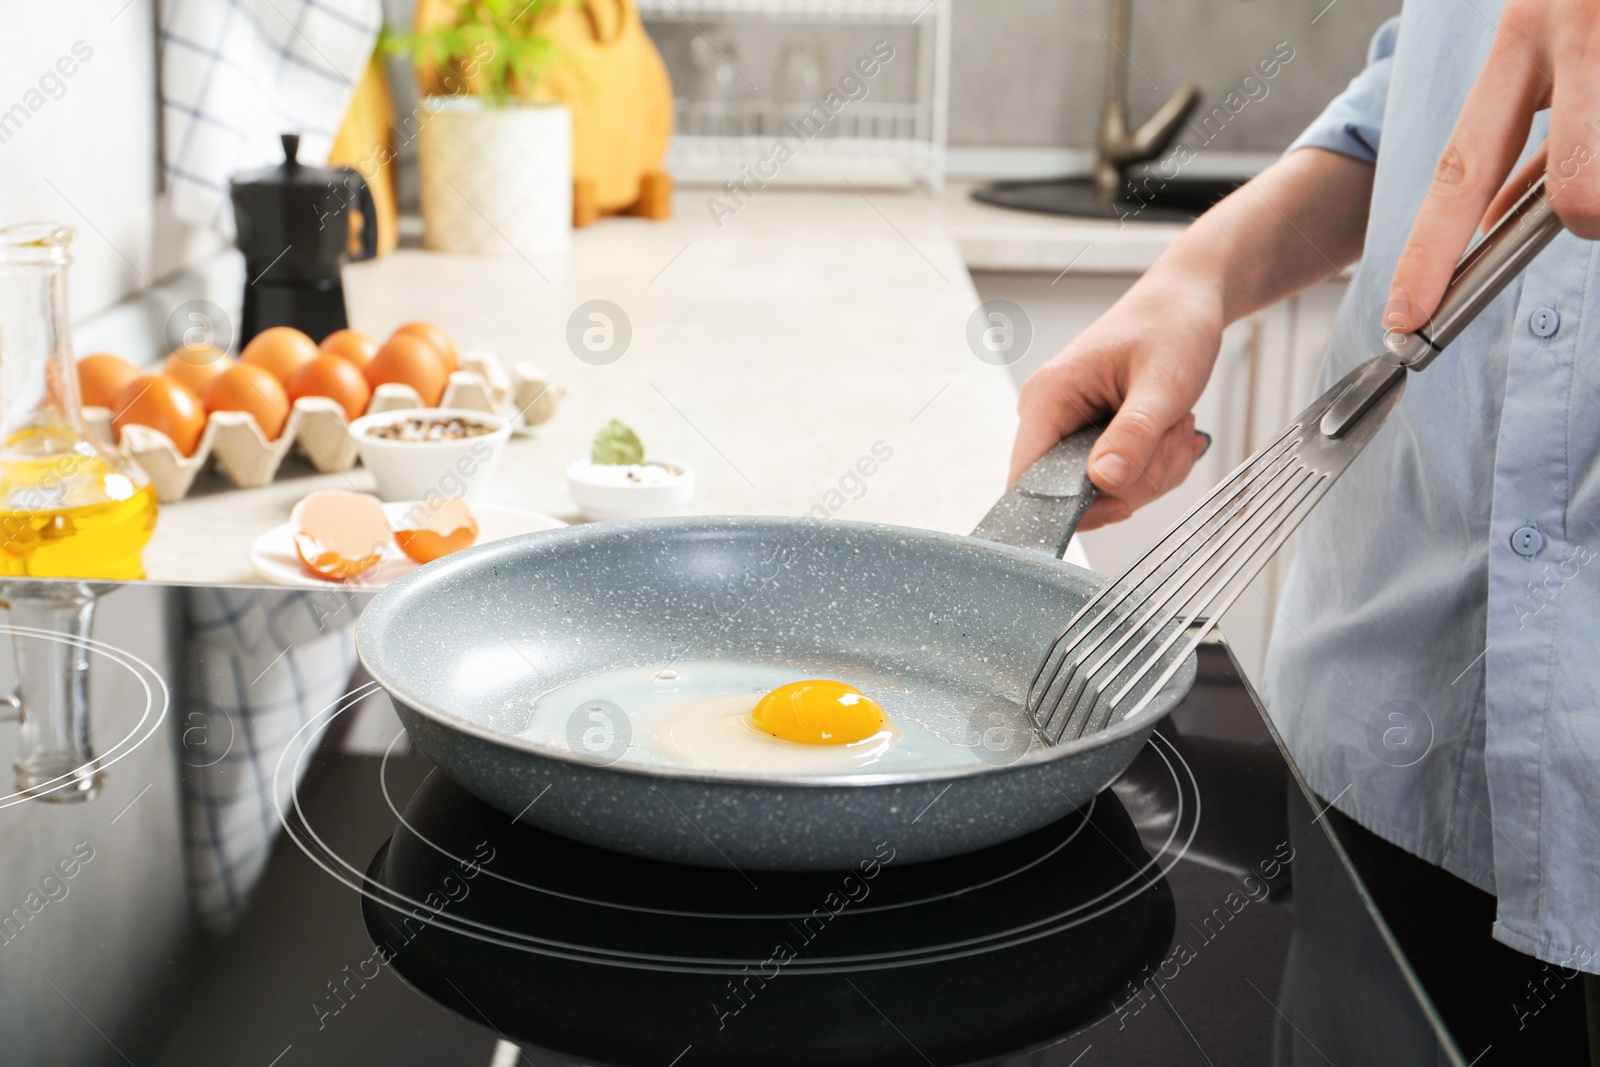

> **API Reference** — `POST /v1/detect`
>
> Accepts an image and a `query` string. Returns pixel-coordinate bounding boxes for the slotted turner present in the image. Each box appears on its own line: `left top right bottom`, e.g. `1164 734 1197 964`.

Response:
1025 173 1564 745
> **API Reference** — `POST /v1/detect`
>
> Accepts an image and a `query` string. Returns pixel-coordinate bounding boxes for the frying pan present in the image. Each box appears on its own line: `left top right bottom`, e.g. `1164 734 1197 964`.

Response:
356 430 1197 870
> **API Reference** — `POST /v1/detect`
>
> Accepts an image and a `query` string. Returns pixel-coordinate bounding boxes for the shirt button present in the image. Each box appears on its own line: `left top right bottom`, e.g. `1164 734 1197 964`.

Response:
1530 307 1560 338
1511 525 1544 558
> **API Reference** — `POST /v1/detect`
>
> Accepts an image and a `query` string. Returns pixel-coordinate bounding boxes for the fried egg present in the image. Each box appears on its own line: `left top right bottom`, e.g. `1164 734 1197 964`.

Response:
518 660 1036 776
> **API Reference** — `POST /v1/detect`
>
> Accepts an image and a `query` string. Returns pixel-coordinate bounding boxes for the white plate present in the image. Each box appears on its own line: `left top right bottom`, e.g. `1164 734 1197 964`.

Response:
250 501 565 588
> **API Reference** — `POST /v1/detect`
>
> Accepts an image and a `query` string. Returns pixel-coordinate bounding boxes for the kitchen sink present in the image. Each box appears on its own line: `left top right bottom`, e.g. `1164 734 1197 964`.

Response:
972 174 1247 223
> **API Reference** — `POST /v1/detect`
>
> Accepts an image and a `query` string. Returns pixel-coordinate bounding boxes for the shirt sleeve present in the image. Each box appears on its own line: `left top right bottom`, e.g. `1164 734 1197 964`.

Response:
1285 16 1400 163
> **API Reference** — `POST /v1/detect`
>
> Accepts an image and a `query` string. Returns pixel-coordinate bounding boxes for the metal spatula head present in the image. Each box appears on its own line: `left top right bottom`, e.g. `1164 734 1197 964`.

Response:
1027 356 1406 743
1028 172 1565 745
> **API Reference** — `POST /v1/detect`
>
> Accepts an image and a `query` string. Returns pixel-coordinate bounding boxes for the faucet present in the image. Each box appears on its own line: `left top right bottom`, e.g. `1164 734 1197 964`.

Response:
1094 0 1201 201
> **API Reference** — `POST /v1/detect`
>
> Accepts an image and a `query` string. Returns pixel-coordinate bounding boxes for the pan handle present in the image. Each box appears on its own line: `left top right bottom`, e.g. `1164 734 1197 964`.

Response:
970 427 1102 558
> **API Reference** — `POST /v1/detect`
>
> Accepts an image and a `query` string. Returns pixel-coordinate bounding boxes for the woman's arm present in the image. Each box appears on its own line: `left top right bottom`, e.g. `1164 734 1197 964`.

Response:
1011 147 1375 528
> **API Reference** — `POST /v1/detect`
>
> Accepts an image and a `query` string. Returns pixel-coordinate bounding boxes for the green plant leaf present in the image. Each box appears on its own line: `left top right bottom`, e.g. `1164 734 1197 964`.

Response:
591 420 646 465
380 0 576 105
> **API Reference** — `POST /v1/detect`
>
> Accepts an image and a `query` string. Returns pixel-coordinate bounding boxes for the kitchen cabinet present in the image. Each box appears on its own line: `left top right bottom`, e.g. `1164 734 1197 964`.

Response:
970 269 1349 681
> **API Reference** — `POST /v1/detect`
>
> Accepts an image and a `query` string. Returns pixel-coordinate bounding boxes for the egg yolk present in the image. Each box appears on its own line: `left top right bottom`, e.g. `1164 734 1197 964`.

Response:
750 680 886 745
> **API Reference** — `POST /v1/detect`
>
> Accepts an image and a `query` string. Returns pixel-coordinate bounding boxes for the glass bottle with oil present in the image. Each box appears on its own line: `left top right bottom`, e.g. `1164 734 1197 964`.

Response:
0 222 157 579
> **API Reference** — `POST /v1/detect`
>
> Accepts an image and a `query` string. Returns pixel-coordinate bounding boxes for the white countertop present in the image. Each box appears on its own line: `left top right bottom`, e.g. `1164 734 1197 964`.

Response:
137 184 1172 585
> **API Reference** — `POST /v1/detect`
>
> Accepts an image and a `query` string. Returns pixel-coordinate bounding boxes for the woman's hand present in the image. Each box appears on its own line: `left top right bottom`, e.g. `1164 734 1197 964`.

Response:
1010 268 1221 531
1006 147 1377 531
1388 0 1600 331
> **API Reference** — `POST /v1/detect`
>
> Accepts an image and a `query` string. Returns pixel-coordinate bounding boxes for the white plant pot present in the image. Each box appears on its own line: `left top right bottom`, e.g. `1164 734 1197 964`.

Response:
418 97 572 256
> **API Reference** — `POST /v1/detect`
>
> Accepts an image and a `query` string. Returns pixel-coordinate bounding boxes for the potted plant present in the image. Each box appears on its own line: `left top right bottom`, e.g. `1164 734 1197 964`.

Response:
386 0 573 255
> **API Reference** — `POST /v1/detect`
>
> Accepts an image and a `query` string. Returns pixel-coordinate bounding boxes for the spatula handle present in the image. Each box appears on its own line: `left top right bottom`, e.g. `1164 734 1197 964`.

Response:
1385 174 1564 369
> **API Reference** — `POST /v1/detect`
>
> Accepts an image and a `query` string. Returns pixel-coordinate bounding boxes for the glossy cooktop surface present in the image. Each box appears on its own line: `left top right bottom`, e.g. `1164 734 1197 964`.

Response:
0 582 1449 1066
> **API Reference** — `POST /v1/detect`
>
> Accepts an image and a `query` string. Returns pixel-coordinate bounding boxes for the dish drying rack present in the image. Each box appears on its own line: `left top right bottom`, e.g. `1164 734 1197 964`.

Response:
82 354 564 503
637 0 950 189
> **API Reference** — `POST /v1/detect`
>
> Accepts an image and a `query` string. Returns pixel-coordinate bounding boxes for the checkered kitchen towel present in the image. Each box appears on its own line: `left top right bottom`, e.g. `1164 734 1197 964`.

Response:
178 587 366 933
159 0 381 231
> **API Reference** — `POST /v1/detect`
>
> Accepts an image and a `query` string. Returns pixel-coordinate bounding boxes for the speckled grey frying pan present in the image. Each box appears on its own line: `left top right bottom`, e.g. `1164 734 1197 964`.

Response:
357 429 1196 871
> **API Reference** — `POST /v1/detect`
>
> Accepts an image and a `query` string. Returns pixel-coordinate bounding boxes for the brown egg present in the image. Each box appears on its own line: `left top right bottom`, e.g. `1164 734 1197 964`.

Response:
111 374 206 456
291 490 391 581
162 345 235 398
393 321 459 374
241 326 318 384
203 362 291 440
365 334 447 406
78 353 142 410
319 328 379 369
287 355 372 421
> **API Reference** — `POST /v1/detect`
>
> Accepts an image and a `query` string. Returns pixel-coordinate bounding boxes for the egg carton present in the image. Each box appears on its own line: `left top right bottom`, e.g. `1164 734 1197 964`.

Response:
82 352 566 503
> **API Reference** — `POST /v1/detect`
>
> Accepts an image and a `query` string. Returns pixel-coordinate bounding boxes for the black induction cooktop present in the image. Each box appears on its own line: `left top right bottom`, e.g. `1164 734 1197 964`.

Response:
1 633 1472 1065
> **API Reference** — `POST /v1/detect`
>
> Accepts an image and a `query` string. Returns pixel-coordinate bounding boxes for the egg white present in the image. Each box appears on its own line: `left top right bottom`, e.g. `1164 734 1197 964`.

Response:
519 660 1029 776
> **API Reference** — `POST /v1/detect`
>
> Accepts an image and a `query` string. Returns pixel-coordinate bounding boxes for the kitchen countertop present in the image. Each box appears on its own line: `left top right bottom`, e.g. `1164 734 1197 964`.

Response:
139 183 1167 586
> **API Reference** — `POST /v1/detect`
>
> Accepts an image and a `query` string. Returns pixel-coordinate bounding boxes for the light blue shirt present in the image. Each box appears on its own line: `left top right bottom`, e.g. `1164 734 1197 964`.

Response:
1266 7 1600 973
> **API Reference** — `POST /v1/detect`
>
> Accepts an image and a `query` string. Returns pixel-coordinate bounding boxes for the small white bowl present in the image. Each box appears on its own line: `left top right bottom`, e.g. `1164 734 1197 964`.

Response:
348 408 512 503
565 458 695 521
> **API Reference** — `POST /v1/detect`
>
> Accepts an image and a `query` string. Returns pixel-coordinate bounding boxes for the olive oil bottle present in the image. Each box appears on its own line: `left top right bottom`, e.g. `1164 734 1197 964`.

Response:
0 223 157 579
